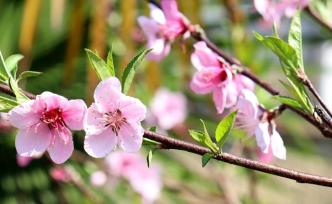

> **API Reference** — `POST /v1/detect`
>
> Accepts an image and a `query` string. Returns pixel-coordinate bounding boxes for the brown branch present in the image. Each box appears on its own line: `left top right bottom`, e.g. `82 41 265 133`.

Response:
0 84 36 99
304 6 332 33
144 130 332 188
302 78 332 118
2 83 332 188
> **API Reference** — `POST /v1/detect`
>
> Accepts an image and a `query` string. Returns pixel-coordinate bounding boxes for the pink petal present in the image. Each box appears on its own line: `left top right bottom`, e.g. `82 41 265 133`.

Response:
39 91 68 111
118 123 143 152
224 82 239 108
254 122 270 153
47 130 73 164
147 38 170 61
212 88 226 114
62 99 87 130
190 67 222 94
137 16 160 41
161 0 181 21
149 4 166 24
270 127 286 160
94 77 122 113
84 103 107 135
191 42 220 70
15 123 51 157
84 128 118 158
254 0 269 15
119 95 147 123
150 88 187 130
9 100 40 129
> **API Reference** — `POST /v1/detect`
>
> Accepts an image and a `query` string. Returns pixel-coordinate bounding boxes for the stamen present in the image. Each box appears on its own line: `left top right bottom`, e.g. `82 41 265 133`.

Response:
104 109 127 135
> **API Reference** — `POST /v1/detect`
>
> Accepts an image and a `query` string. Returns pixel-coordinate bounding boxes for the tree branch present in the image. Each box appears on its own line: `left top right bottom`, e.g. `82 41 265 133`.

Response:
302 78 332 118
144 130 332 188
2 84 332 188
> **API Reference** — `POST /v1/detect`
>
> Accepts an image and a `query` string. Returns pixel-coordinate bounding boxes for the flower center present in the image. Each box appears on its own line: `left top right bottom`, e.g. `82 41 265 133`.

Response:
40 108 64 128
104 109 127 135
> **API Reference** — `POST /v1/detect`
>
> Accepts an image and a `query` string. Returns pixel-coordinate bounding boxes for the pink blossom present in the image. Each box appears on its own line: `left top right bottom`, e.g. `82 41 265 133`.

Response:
83 77 147 158
150 88 187 130
106 151 143 178
190 41 254 113
137 0 191 61
50 166 71 182
236 90 286 160
254 0 309 26
106 152 162 204
16 155 33 167
9 92 87 164
258 143 274 163
90 170 107 187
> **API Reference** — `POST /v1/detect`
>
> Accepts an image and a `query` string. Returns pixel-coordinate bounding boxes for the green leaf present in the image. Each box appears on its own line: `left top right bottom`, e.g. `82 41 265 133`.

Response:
215 111 237 147
254 32 313 113
0 96 18 112
9 78 29 103
189 120 219 153
17 71 41 82
5 54 23 79
0 51 10 82
147 150 153 168
85 49 112 80
121 49 151 94
272 22 280 38
288 11 303 69
202 153 213 167
189 130 206 144
106 46 115 77
273 95 303 110
200 119 210 137
142 138 160 146
254 33 298 71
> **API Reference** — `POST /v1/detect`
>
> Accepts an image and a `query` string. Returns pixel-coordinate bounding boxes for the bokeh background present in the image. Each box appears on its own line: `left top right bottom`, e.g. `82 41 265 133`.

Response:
0 0 332 203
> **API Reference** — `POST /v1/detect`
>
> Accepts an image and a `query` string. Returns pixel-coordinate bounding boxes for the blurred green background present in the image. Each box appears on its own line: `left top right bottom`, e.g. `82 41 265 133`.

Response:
0 0 332 203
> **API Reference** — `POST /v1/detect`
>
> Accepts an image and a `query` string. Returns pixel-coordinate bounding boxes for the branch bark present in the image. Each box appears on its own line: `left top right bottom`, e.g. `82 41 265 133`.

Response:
144 130 332 188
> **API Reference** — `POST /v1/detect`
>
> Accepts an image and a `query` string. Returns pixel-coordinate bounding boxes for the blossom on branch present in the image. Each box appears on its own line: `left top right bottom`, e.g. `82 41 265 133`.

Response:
190 41 254 113
9 92 87 164
83 77 147 158
236 90 286 160
137 0 192 61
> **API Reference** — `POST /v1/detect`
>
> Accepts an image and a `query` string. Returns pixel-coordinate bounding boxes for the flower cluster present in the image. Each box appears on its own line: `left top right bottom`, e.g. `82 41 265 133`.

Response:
190 41 254 114
8 77 147 164
138 0 193 61
138 0 286 161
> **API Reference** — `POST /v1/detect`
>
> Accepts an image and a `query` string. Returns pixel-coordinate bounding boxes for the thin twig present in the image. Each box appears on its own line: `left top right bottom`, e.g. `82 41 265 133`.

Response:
304 6 332 33
303 78 332 118
144 130 332 188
